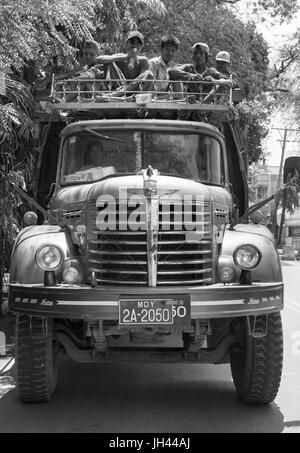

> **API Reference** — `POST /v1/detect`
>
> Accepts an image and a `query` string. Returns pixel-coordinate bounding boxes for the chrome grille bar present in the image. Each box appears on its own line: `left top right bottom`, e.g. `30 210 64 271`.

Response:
157 278 212 286
157 269 212 275
87 199 213 286
158 259 212 265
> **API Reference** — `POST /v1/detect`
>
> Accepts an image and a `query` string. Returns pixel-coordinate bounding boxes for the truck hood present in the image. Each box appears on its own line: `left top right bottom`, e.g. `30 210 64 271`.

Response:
51 175 231 208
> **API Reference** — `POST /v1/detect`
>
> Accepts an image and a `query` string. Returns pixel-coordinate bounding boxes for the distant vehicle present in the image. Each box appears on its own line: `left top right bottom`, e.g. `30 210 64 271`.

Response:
282 151 300 255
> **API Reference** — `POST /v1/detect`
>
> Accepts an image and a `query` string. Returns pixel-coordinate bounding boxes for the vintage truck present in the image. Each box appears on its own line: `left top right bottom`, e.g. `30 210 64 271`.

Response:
8 78 283 403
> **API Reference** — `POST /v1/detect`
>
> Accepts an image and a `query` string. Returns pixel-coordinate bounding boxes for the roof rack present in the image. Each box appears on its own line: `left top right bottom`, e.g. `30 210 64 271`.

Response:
47 76 235 117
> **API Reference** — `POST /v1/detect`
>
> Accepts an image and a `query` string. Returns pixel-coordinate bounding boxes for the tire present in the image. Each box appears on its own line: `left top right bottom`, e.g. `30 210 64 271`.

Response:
15 314 58 403
230 312 283 404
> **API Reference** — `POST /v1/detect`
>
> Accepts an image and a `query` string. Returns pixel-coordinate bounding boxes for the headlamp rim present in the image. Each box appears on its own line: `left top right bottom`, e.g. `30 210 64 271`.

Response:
35 244 64 271
233 244 261 270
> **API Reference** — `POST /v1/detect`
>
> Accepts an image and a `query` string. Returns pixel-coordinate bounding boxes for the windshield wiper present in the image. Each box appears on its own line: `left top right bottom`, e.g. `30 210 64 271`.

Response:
81 126 128 143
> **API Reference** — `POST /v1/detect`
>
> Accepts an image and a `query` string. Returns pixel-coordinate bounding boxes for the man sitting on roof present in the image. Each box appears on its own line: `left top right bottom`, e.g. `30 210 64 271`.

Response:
214 51 245 103
60 40 106 102
35 40 103 99
149 35 183 100
168 42 233 100
95 31 154 98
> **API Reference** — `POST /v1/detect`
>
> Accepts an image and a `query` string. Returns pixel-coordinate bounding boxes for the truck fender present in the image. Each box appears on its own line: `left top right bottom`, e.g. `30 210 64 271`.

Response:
219 226 282 282
10 225 76 284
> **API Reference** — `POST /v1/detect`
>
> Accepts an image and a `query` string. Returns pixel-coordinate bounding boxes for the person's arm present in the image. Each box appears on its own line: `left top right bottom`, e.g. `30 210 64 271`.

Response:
204 68 233 86
95 53 128 64
168 64 202 82
204 75 233 86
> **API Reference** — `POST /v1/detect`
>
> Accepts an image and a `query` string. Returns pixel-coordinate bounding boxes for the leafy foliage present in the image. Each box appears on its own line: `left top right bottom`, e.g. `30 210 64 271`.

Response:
0 75 35 278
0 0 96 77
236 98 272 164
94 0 166 51
136 0 271 162
216 0 299 22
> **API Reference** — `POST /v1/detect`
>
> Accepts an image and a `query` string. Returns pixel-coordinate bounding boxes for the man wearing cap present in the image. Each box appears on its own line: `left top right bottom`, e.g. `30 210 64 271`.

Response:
95 30 153 97
169 42 233 97
215 51 232 76
215 51 244 102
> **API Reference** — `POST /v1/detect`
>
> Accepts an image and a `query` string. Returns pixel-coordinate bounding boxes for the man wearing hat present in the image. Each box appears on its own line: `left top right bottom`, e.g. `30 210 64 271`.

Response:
215 51 244 102
169 42 233 97
95 30 153 97
215 51 232 76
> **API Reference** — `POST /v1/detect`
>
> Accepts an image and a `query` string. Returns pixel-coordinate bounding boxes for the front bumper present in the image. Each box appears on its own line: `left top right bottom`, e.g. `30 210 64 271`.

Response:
9 282 283 320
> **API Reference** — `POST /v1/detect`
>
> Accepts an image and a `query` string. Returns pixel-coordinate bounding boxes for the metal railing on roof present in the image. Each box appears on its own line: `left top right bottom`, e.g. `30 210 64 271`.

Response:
49 76 233 113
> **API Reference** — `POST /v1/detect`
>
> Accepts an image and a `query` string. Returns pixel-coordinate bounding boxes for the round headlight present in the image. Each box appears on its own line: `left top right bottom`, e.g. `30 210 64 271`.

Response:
36 245 63 271
233 244 261 270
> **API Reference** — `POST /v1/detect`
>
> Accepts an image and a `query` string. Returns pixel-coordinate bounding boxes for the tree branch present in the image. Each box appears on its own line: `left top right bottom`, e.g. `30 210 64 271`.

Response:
273 44 299 78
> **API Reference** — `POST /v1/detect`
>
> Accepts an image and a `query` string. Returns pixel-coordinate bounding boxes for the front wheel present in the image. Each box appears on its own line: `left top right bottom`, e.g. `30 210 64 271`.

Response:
15 314 58 403
230 312 283 404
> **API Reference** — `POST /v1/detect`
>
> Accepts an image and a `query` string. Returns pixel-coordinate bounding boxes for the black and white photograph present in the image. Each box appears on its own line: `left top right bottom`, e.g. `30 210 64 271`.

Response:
0 0 300 439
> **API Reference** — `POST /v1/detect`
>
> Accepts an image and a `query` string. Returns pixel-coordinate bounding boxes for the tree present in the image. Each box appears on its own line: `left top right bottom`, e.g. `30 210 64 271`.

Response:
217 0 299 21
0 74 35 308
0 0 166 77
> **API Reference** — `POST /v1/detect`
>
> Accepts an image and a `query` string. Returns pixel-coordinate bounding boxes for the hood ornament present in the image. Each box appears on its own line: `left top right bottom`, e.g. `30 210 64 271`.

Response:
146 165 154 178
128 167 179 199
142 166 158 197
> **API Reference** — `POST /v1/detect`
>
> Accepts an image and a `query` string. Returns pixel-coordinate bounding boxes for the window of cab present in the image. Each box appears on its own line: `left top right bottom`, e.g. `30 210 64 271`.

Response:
60 130 225 186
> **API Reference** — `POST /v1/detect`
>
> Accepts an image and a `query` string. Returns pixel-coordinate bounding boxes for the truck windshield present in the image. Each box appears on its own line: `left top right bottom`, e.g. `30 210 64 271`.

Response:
61 130 225 185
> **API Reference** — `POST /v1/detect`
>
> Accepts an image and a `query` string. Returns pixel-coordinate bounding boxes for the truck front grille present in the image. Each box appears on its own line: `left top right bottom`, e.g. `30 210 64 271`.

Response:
88 201 212 286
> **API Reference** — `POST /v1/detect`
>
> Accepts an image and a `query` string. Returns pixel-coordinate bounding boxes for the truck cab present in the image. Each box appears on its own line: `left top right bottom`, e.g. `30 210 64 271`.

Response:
9 78 283 403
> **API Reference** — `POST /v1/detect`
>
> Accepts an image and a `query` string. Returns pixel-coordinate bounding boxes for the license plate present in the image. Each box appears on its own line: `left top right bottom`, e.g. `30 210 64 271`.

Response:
119 296 190 326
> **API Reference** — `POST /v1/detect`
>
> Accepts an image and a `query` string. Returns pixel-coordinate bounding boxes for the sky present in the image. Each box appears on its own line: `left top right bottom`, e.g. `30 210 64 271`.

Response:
235 0 300 167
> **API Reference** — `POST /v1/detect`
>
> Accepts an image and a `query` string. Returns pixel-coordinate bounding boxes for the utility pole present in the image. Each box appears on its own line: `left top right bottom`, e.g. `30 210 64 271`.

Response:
272 127 300 188
276 128 288 189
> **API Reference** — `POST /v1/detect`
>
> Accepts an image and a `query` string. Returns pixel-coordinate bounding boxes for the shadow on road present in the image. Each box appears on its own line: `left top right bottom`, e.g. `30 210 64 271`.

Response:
0 356 284 433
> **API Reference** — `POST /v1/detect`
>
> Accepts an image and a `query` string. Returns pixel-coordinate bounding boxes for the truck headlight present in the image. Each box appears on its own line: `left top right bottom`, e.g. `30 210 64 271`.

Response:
35 245 64 271
233 244 260 270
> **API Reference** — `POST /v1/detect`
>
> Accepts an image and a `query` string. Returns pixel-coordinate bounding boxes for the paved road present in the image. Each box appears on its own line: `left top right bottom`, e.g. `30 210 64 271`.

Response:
0 261 299 433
